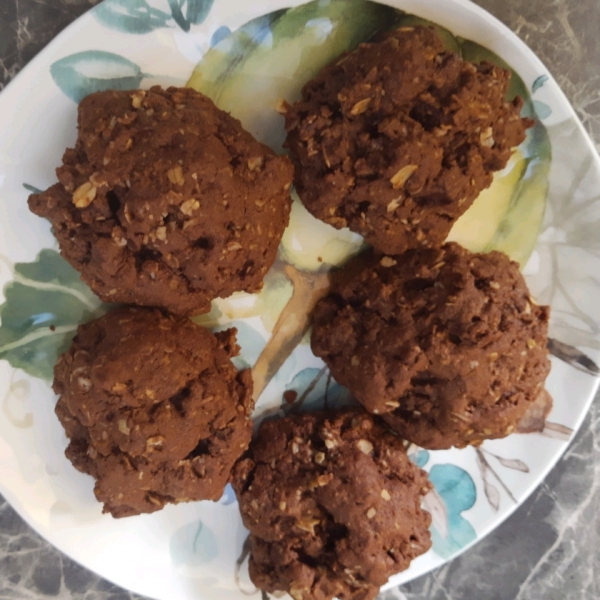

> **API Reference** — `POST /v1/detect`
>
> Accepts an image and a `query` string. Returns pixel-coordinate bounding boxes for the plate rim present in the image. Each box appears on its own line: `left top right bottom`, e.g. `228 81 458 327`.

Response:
0 0 599 597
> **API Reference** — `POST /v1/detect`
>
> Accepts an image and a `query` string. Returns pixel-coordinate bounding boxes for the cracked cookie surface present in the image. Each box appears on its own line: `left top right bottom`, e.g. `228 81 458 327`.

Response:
54 306 254 517
284 26 531 254
28 86 293 315
232 410 431 600
311 243 550 449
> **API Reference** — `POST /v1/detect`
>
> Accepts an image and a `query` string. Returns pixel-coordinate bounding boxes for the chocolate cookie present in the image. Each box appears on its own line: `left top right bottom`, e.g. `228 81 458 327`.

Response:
29 86 293 315
284 26 532 254
311 243 550 449
54 307 254 517
232 410 432 600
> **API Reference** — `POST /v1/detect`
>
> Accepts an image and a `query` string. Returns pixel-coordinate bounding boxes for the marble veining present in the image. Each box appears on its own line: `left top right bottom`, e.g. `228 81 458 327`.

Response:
0 0 599 599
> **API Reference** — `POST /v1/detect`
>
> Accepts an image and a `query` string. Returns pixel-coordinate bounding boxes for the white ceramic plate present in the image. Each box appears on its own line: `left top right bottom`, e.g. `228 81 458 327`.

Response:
1 1 599 599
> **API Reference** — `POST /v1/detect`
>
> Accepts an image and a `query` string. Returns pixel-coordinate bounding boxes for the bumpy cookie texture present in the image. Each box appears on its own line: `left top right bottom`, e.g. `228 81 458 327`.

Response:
232 410 432 600
28 86 293 315
53 307 254 517
284 26 532 254
311 243 550 449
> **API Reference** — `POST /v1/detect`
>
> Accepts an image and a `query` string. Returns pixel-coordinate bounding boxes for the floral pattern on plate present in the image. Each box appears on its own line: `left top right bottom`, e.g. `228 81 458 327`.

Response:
0 1 599 599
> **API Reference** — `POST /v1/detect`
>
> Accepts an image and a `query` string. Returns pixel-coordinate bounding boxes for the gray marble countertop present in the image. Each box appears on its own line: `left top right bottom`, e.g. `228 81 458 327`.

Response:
1 0 599 599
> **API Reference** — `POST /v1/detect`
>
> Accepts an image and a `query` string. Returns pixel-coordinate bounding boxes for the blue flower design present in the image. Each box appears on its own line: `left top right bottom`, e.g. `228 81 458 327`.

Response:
210 26 231 47
410 449 430 469
427 464 477 559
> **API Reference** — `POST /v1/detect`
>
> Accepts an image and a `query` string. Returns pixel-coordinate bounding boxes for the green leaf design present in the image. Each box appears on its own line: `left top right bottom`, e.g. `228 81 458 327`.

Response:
532 99 552 119
184 0 214 26
189 1 551 268
187 0 400 150
532 74 549 94
170 520 218 565
0 250 107 381
94 0 214 34
456 46 552 265
449 39 552 266
94 0 172 34
22 183 42 194
187 12 285 103
485 129 551 265
50 51 147 103
167 0 189 32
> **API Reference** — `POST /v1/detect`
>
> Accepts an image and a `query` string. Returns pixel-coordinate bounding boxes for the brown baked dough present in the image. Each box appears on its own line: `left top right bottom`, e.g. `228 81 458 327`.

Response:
29 86 294 315
284 26 532 254
232 410 432 600
311 243 551 449
54 306 254 517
